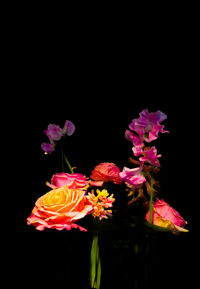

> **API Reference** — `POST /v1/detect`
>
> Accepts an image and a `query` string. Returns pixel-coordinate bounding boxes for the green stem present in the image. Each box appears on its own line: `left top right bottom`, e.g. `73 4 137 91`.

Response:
61 146 65 171
149 171 154 224
61 146 74 173
144 237 150 287
90 233 101 289
64 153 74 174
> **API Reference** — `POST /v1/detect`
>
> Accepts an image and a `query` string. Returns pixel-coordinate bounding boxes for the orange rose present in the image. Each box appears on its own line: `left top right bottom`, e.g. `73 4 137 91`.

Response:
27 186 93 231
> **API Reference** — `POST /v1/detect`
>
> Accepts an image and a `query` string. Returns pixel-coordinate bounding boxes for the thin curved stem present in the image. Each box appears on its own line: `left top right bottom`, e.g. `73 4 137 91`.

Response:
90 233 101 289
149 171 154 223
61 145 74 173
63 153 74 173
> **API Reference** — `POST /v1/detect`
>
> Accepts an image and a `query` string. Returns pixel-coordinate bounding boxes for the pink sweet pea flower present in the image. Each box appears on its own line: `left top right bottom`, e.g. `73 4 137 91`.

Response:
145 199 188 233
128 109 169 143
119 166 146 188
146 123 169 143
125 130 145 157
139 146 161 167
132 146 144 157
125 130 144 146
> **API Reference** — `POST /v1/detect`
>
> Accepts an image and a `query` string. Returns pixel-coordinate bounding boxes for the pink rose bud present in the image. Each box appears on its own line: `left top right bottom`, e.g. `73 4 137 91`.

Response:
47 173 89 190
145 199 188 233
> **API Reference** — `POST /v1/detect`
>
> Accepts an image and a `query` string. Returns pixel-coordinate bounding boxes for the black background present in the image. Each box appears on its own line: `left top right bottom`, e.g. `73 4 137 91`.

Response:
4 13 198 289
10 92 197 289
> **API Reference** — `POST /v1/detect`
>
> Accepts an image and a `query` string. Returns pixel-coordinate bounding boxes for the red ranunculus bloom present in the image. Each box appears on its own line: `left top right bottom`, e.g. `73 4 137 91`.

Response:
90 162 122 186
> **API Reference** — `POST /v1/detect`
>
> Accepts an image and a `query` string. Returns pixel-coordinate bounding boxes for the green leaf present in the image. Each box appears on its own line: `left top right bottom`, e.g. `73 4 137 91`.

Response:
96 245 101 289
90 234 99 288
145 222 172 232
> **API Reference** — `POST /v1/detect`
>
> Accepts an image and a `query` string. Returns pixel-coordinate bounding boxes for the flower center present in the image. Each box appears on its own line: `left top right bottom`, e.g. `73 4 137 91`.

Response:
44 190 66 205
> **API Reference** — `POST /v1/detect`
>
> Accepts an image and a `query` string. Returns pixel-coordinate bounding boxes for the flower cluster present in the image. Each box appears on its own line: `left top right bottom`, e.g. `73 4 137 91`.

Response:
27 168 116 231
27 110 188 234
119 109 168 204
120 109 188 233
87 189 115 220
125 109 168 166
41 120 75 154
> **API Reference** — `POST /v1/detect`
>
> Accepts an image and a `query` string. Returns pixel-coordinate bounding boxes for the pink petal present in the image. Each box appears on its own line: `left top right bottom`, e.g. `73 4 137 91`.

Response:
89 180 104 186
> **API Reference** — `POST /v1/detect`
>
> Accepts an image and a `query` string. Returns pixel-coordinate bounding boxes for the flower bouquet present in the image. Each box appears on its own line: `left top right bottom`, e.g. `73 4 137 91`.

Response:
27 110 188 289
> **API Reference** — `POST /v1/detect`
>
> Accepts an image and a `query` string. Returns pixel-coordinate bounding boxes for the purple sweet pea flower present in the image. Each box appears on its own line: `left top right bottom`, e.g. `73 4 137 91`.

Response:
119 166 146 188
41 120 75 154
45 124 63 141
128 109 169 143
62 120 76 136
41 143 55 154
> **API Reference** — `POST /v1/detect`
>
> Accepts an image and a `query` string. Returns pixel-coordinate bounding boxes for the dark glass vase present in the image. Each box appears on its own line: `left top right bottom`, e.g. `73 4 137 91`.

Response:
100 228 152 289
86 218 159 289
